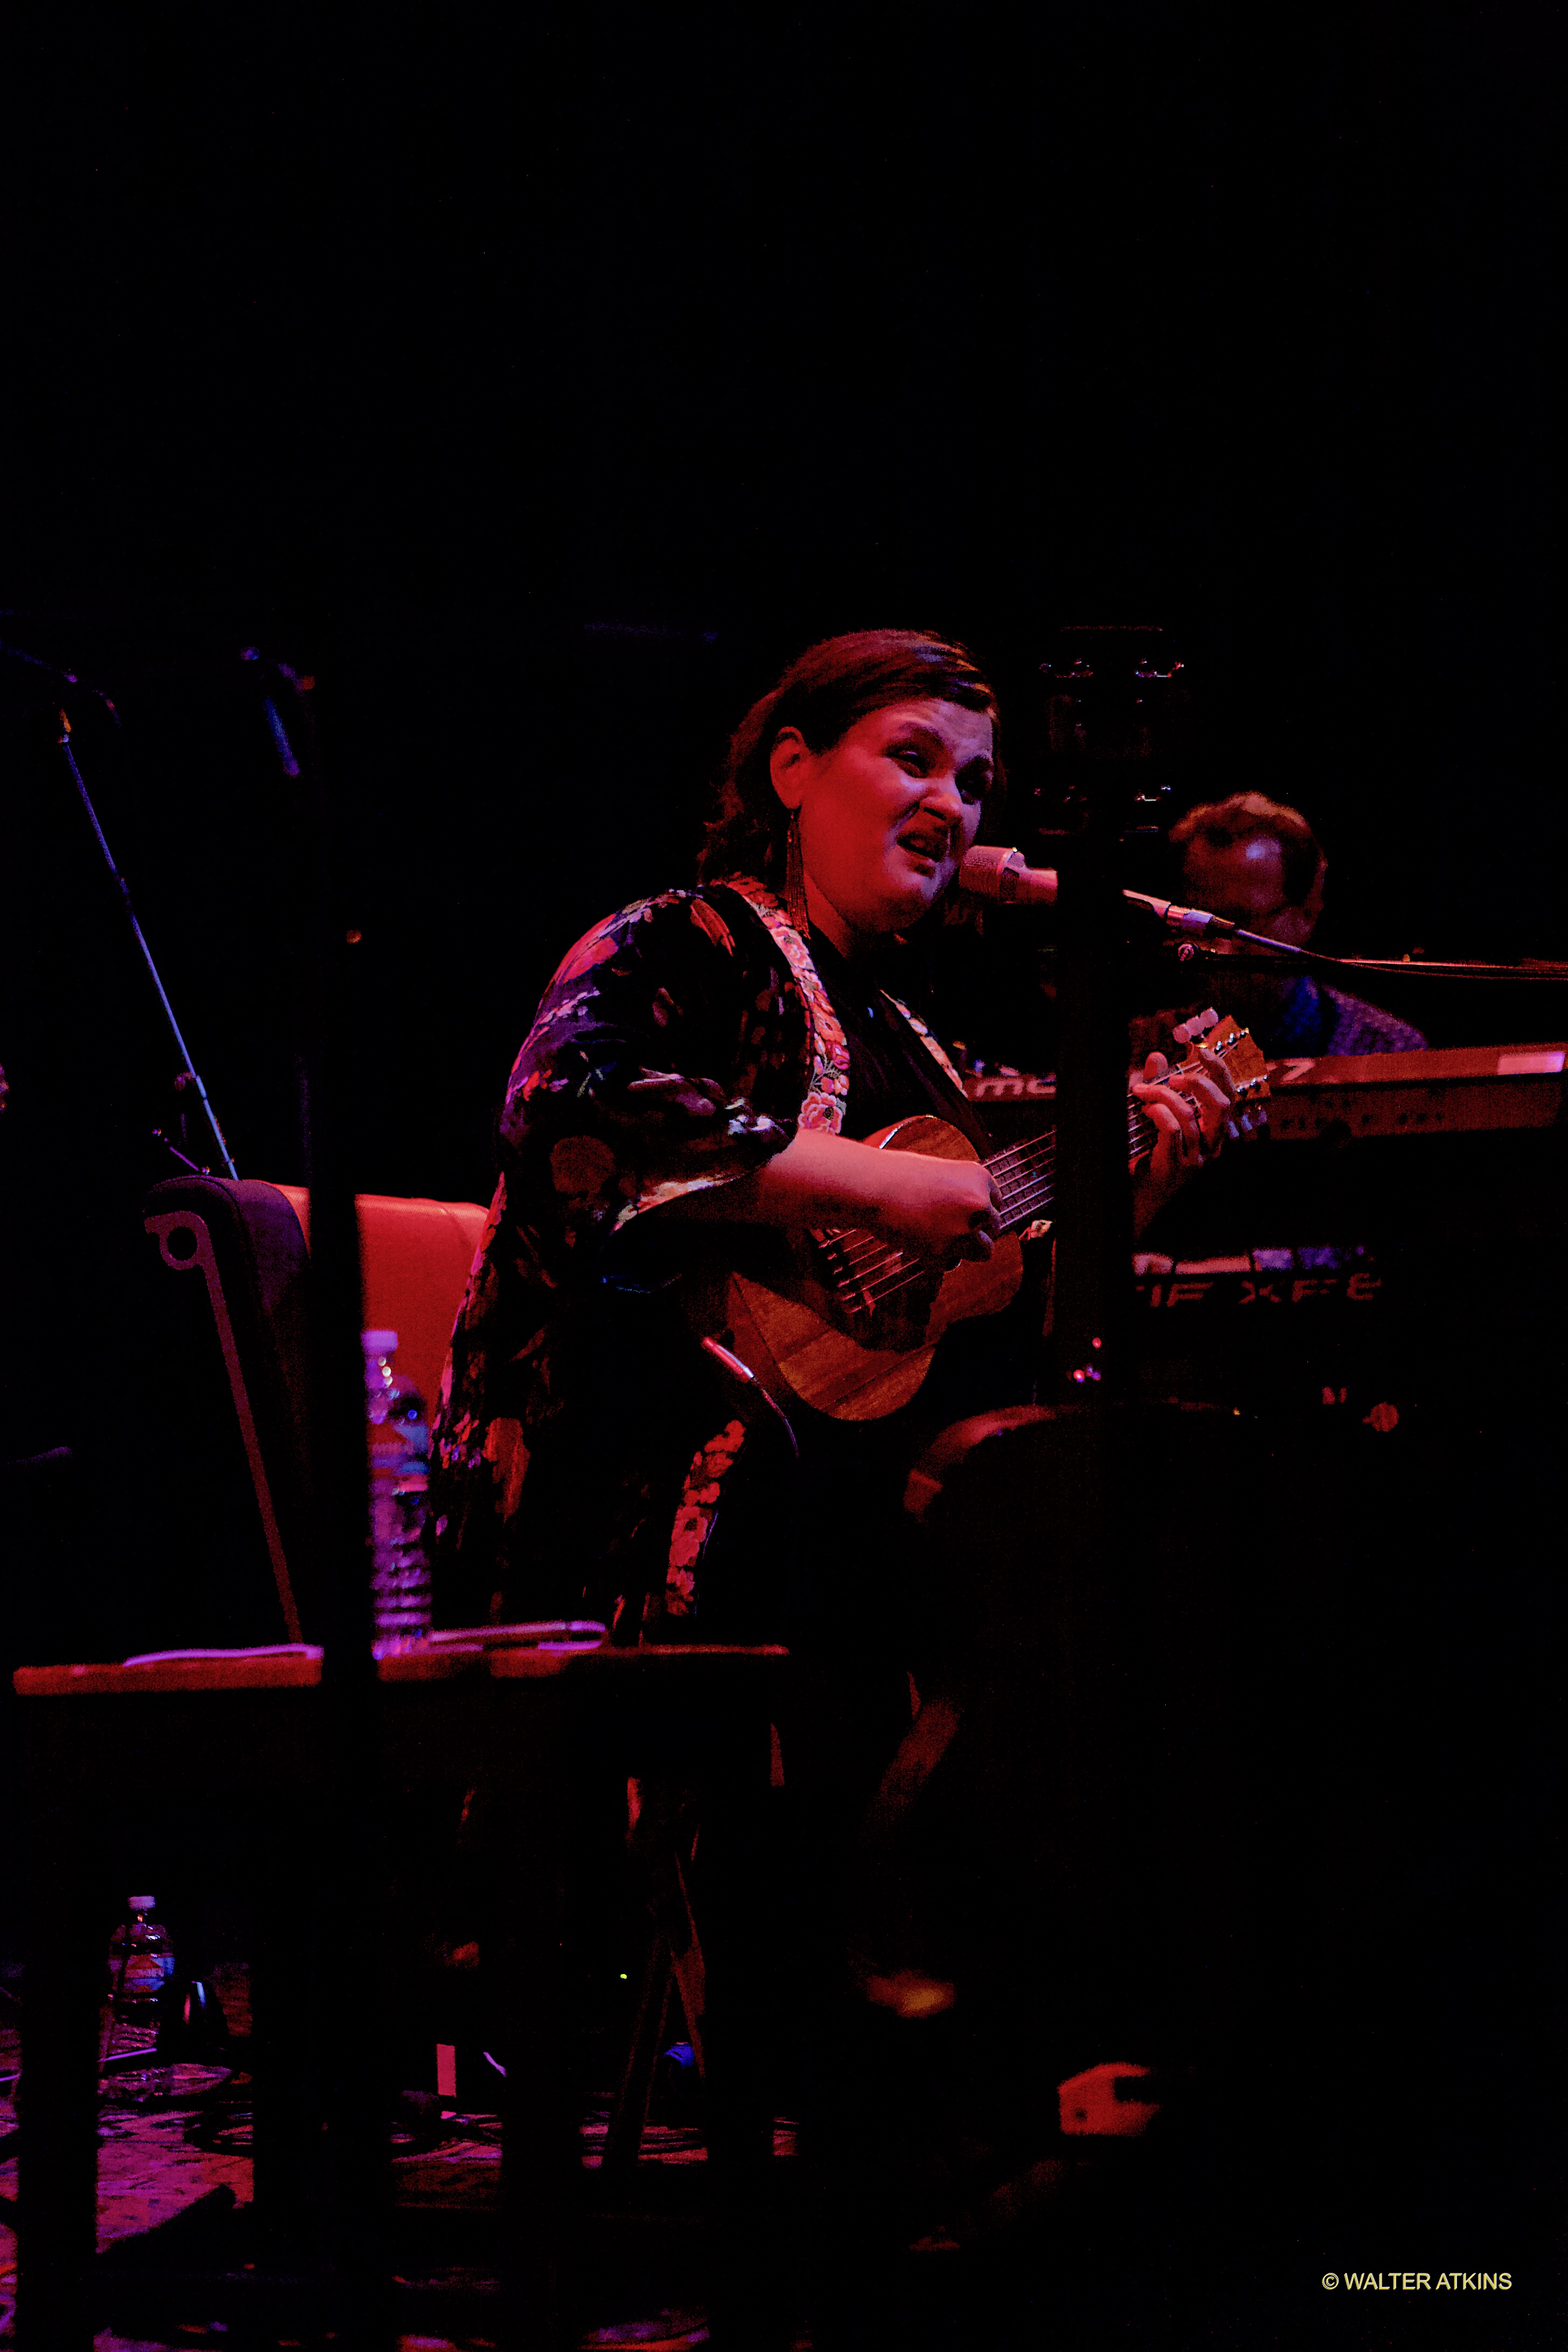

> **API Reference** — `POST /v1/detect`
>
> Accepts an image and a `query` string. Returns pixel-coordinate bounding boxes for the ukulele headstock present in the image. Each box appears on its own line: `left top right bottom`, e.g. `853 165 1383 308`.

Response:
1171 1008 1271 1104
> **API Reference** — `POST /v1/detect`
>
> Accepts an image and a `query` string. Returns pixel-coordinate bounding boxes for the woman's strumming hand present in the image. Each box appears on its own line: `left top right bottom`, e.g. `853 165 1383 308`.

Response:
865 1147 1005 1269
657 1124 1004 1268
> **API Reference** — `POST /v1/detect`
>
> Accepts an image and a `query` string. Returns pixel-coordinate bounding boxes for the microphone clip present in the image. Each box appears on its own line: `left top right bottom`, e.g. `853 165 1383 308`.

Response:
1122 890 1239 937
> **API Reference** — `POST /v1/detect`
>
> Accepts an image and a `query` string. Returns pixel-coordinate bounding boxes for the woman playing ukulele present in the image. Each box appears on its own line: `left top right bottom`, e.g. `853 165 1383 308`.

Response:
425 628 1234 1643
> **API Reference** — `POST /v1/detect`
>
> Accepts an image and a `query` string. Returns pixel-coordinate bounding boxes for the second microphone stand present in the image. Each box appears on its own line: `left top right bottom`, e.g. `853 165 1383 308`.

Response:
54 705 239 1178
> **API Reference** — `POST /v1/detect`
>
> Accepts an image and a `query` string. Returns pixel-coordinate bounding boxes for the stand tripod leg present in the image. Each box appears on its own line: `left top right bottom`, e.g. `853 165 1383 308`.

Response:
600 1934 672 2182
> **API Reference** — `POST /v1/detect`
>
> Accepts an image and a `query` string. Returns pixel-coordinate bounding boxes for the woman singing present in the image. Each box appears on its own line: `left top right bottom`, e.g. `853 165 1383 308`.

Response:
424 627 1231 1656
422 628 1246 2298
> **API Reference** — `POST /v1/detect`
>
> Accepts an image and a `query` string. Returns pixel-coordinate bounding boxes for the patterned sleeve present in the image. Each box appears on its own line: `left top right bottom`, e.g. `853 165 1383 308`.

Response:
500 886 802 1279
425 887 805 1626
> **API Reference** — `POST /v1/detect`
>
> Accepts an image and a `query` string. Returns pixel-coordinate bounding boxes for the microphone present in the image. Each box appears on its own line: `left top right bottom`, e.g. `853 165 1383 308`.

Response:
959 849 1242 939
957 845 1059 905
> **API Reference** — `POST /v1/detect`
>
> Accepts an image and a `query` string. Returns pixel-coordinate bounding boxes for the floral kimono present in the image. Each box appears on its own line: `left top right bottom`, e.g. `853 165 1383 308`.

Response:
424 877 971 1637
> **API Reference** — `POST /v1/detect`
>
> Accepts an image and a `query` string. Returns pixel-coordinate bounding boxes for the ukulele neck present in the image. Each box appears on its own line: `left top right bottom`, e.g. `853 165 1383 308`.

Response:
981 1084 1171 1238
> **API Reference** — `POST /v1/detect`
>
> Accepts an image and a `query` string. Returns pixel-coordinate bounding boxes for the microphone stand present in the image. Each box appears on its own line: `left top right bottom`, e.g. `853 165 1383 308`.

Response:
52 706 240 1178
1124 886 1568 985
1013 638 1191 2075
2 633 240 1176
249 653 388 2330
1152 939 1568 985
1040 652 1187 1399
1049 790 1133 1394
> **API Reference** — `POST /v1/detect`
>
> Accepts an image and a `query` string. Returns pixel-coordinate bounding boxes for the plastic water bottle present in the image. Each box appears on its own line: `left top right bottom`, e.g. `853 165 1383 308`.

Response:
363 1328 432 1648
106 1895 174 2045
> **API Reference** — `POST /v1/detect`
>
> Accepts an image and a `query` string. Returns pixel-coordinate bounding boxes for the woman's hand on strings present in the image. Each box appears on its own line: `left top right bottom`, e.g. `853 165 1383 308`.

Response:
657 1123 1004 1265
1128 1047 1237 1241
870 1149 1005 1268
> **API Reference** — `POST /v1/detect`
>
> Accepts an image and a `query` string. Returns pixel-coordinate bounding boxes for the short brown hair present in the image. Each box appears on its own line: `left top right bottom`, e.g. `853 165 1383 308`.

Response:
696 628 1003 887
1169 792 1324 907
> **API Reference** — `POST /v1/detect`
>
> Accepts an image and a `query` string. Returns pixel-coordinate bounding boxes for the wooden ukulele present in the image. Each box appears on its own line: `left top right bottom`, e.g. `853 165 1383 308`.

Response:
691 1014 1270 1423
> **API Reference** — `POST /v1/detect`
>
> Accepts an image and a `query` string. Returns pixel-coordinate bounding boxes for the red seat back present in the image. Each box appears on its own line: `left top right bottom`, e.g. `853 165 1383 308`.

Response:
271 1186 488 1414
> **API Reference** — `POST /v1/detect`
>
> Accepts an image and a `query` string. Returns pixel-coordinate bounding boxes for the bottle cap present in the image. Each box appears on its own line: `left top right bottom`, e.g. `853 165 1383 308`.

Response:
361 1329 399 1355
128 1895 155 1910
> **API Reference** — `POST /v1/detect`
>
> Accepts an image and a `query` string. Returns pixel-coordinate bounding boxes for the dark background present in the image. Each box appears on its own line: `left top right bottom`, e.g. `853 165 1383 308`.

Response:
2 9 1560 1212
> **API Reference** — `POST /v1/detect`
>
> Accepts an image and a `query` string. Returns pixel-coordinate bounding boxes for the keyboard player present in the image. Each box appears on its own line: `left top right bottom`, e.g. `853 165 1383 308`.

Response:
1135 791 1427 1060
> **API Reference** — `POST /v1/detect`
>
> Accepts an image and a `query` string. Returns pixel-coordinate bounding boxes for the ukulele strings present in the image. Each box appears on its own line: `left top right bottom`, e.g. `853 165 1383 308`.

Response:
824 1059 1179 1266
827 1129 1061 1272
818 1047 1219 1315
823 1145 1058 1289
829 1100 1152 1266
825 1107 1151 1279
825 1104 1155 1313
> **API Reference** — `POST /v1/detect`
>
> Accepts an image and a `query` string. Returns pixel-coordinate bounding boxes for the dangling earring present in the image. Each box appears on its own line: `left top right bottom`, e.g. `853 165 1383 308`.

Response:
785 809 810 935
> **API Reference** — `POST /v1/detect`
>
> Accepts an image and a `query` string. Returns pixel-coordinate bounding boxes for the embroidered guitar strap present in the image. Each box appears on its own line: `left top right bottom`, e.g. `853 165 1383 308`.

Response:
880 990 969 1095
659 879 975 1634
720 875 969 1121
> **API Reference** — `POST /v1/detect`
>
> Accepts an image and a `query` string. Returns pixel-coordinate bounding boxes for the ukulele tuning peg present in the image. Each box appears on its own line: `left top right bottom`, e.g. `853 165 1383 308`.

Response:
1172 1007 1219 1048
